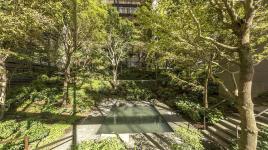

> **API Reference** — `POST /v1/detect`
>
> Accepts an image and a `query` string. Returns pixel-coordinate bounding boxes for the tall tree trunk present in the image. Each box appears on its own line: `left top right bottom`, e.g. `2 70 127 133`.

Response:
0 59 7 120
238 32 258 150
112 65 118 90
63 60 71 106
203 59 212 109
71 0 77 147
46 38 52 75
203 58 212 129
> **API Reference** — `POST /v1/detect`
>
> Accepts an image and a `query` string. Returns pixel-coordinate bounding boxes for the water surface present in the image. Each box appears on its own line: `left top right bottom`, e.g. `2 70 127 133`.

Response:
97 105 173 134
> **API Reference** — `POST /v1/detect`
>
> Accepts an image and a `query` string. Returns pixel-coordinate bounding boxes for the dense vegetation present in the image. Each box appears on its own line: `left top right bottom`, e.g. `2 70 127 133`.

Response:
0 0 267 150
75 138 126 150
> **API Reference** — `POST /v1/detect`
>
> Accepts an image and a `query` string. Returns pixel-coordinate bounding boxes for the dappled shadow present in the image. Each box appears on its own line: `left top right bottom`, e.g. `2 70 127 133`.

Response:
3 111 85 124
80 114 182 126
36 135 72 150
3 109 183 125
152 133 173 146
21 100 35 112
142 133 165 150
154 104 173 111
2 103 186 139
1 104 186 149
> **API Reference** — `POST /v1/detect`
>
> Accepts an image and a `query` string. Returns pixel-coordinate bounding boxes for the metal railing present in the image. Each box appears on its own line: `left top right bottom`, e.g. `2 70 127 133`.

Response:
105 0 142 5
0 136 29 150
209 99 227 110
233 108 268 139
255 108 268 118
203 99 227 129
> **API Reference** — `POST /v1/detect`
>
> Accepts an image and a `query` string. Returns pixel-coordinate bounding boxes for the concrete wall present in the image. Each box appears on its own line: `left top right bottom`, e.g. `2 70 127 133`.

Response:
219 59 268 98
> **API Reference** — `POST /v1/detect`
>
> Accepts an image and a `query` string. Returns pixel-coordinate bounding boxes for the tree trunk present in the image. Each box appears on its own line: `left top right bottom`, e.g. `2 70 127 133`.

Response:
203 59 211 129
238 40 258 149
112 65 118 90
71 0 77 147
203 62 212 109
62 63 70 106
0 59 7 120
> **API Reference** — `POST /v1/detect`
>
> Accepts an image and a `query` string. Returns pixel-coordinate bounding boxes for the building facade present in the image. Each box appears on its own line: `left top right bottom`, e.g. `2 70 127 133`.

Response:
219 59 268 98
104 0 144 17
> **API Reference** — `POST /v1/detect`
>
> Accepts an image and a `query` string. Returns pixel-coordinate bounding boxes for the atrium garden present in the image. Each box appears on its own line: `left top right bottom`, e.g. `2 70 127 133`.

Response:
0 0 268 150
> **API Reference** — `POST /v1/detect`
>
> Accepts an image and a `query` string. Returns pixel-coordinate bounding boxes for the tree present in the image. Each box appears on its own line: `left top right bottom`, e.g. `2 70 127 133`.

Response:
0 0 56 119
99 8 134 89
73 0 108 75
56 0 76 105
54 0 109 105
135 1 206 92
188 1 268 149
136 1 268 149
0 53 8 120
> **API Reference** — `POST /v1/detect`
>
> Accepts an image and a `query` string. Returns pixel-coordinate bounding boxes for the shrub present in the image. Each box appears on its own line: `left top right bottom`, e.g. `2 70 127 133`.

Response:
164 72 204 94
7 74 62 110
80 80 111 103
8 75 103 113
0 120 50 150
172 125 204 150
119 68 156 80
0 120 20 139
206 108 224 124
157 87 179 100
117 81 156 101
176 98 203 122
75 138 126 150
175 96 224 124
7 86 32 107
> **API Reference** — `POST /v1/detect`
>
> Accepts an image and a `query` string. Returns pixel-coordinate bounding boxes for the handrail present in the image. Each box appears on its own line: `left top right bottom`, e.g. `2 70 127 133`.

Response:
255 108 268 118
209 99 227 110
0 136 24 144
203 99 227 129
36 135 72 150
232 108 268 139
0 136 29 150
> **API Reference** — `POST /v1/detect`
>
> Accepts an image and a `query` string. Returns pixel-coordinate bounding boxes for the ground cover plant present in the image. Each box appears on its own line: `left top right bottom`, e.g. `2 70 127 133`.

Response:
0 74 94 149
75 138 126 150
172 125 205 150
0 0 267 150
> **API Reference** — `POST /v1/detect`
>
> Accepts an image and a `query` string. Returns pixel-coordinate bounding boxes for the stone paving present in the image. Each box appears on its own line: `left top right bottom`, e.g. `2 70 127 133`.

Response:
38 100 193 150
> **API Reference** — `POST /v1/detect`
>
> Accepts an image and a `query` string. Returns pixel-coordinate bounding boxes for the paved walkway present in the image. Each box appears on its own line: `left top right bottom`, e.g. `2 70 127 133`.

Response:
37 100 116 150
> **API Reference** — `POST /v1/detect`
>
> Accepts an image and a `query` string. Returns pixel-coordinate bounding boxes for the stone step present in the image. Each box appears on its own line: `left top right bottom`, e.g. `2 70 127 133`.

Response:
227 117 240 126
219 119 240 132
232 113 268 128
227 117 268 136
202 130 229 149
216 121 267 139
263 112 268 118
256 115 268 124
231 113 240 120
214 122 238 138
207 126 233 144
204 110 268 148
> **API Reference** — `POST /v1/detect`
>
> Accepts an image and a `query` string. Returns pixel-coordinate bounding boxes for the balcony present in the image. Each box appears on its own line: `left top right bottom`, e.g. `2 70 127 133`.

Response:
103 0 144 17
104 0 143 5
